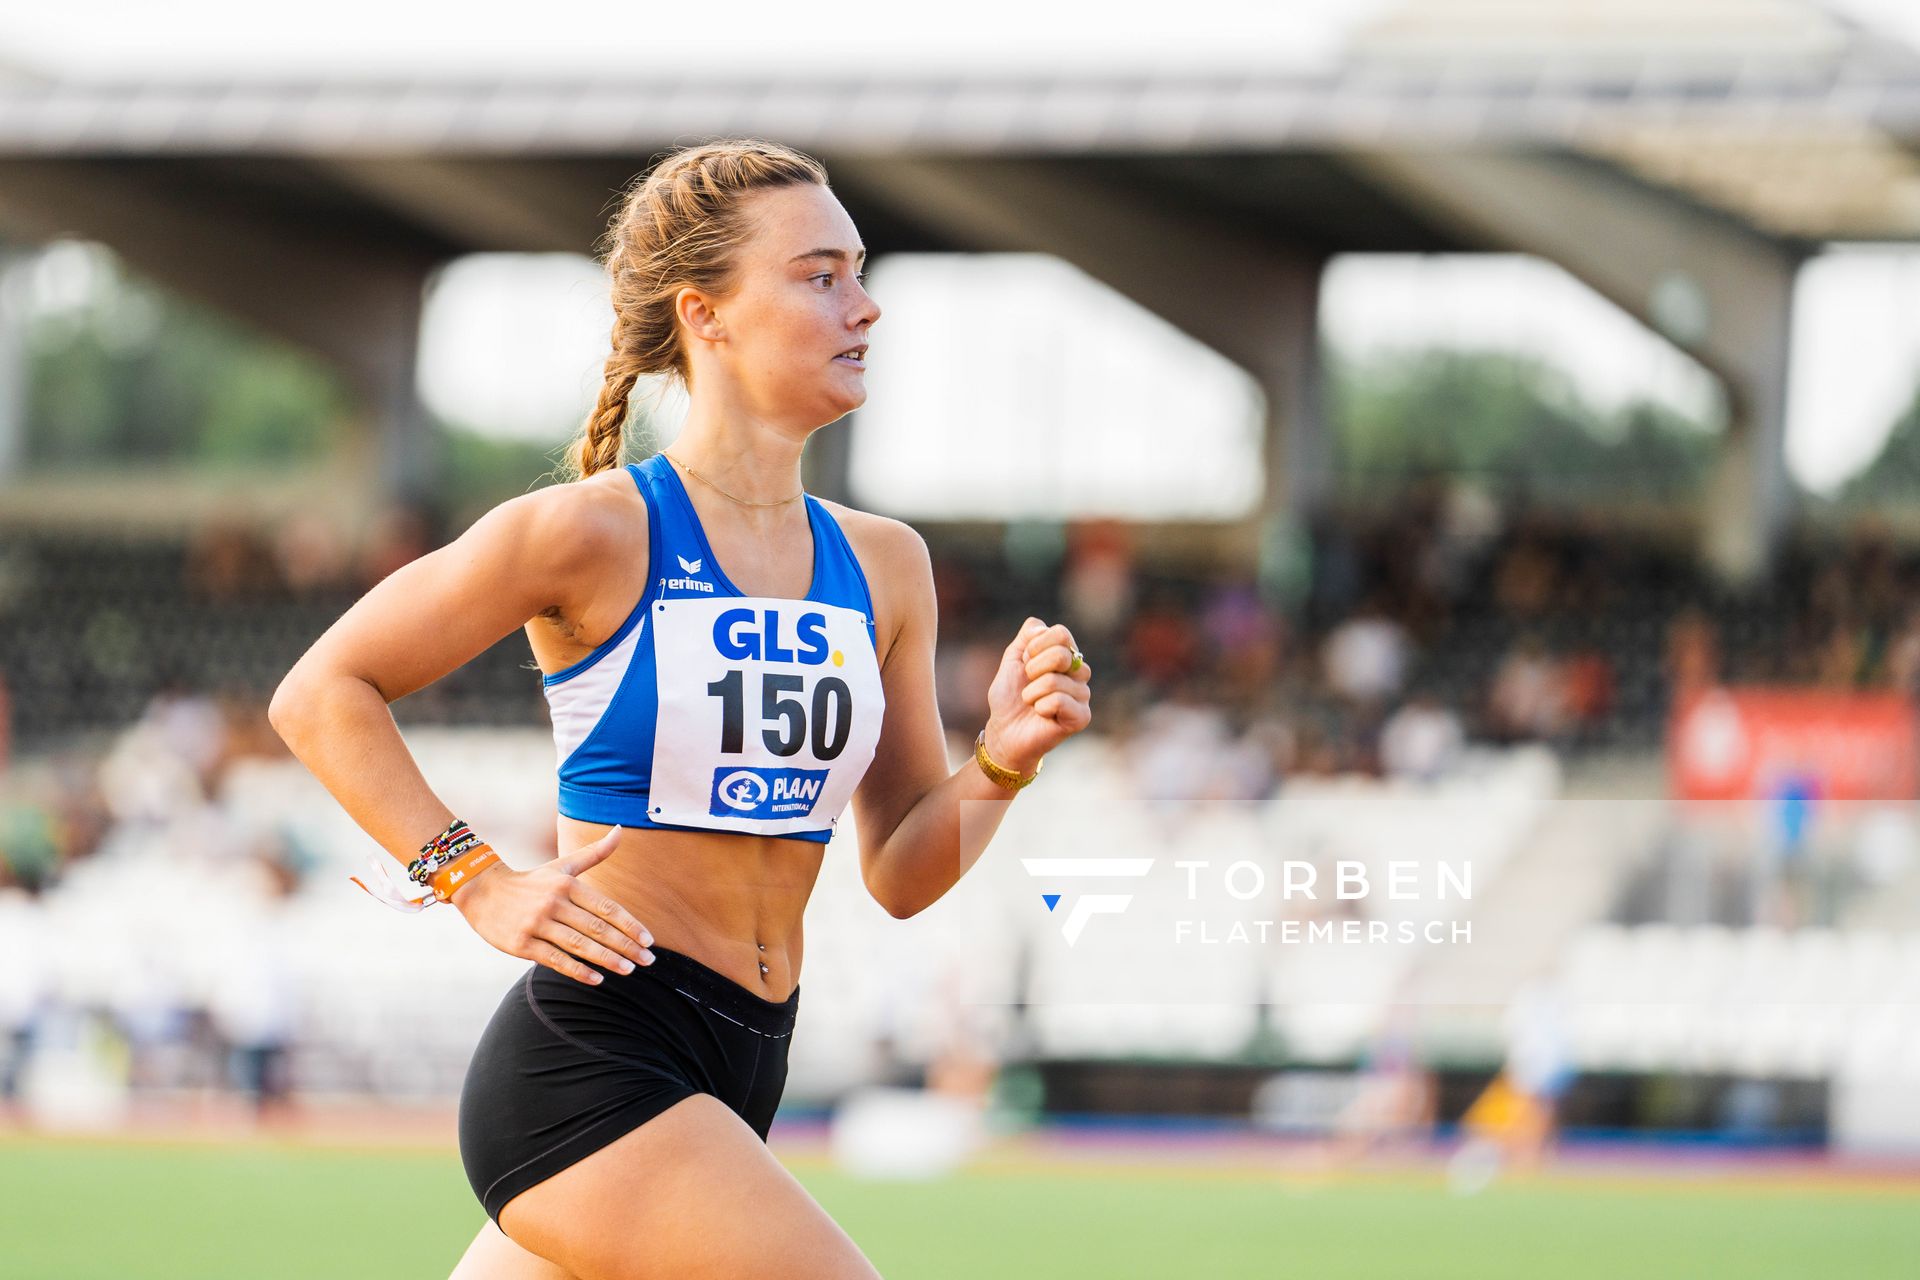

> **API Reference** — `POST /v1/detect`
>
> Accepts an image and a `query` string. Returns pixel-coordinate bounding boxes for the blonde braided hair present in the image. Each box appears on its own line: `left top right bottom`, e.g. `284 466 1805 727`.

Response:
562 138 830 481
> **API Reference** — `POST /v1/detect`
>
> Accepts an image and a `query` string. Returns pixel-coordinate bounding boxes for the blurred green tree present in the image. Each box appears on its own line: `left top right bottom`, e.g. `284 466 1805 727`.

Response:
1326 348 1719 505
1836 385 1920 510
18 244 570 510
24 248 347 468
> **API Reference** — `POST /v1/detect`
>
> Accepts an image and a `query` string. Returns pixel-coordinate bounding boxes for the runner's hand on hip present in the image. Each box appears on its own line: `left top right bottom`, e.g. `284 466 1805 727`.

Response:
452 826 655 985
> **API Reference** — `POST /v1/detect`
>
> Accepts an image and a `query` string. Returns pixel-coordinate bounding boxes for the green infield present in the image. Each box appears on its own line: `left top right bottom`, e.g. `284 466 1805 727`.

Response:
1 1137 1915 1279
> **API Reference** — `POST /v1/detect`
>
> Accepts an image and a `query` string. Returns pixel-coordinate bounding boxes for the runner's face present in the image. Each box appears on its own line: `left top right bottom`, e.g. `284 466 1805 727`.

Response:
716 184 880 425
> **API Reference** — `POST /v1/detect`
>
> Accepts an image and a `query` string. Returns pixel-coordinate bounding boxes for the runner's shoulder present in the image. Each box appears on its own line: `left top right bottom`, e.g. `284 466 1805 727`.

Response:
814 499 929 578
472 466 644 581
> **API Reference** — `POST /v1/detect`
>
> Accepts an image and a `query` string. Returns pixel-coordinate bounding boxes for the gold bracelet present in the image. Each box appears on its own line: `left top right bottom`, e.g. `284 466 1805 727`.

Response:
975 728 1043 790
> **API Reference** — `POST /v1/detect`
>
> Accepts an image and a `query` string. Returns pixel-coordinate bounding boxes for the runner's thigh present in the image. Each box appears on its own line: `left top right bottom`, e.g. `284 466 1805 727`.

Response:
449 1218 580 1280
498 1093 882 1280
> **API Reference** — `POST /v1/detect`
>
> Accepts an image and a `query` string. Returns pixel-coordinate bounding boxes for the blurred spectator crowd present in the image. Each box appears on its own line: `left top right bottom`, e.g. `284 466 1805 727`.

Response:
8 484 1920 828
6 480 1920 1122
0 678 306 1121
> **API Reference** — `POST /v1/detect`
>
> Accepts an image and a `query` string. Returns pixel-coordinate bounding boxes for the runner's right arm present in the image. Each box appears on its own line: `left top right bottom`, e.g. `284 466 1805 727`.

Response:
269 483 653 984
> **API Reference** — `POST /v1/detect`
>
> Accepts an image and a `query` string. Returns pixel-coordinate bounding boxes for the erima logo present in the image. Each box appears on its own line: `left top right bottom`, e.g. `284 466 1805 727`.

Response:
1022 858 1155 946
663 552 714 593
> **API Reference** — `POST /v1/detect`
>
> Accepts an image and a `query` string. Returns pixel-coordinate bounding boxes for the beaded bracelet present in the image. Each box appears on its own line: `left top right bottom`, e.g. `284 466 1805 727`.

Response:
352 819 501 914
407 817 485 889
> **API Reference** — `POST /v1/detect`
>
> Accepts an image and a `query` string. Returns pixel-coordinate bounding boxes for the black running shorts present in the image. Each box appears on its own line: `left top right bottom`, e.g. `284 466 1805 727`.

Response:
458 944 801 1224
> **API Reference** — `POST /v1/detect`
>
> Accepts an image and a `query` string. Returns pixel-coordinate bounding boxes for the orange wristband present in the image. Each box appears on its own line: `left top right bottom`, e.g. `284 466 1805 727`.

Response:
430 844 500 903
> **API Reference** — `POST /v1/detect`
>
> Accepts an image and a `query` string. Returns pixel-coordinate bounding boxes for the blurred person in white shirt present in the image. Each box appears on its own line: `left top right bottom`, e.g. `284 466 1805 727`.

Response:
0 877 51 1120
1487 635 1569 743
1126 688 1231 814
1322 599 1410 706
206 857 302 1122
1379 693 1465 782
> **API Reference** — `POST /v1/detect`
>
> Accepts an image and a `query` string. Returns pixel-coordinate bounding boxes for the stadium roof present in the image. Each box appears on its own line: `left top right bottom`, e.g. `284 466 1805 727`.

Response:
0 0 1916 243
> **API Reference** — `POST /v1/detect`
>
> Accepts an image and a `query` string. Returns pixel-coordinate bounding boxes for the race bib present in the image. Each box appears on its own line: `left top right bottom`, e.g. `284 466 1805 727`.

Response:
648 595 885 836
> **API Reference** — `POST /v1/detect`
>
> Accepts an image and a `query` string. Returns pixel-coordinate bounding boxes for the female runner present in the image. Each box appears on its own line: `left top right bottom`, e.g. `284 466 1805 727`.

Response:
269 138 1094 1279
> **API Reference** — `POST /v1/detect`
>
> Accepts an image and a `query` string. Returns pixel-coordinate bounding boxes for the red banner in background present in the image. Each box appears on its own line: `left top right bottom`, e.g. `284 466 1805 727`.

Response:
1669 687 1919 803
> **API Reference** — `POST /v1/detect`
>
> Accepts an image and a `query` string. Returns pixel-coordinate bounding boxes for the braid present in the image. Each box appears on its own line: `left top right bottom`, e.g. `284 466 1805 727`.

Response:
574 355 640 479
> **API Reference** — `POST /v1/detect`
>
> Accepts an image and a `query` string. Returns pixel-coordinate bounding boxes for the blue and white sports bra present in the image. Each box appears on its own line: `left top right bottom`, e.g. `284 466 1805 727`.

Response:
540 452 887 844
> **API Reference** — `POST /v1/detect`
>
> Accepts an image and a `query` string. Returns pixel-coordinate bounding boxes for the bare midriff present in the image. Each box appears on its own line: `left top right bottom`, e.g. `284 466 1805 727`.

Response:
555 814 822 1001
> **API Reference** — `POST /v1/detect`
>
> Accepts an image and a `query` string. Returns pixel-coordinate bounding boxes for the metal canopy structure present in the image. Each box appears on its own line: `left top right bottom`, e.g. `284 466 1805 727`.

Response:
1 0 1915 579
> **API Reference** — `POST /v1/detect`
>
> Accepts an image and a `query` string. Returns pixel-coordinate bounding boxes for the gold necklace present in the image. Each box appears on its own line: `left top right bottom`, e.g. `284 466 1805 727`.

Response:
663 452 804 507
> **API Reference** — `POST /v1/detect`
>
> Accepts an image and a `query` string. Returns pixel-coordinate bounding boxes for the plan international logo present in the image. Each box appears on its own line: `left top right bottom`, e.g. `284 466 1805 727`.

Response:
1021 857 1155 946
710 766 827 819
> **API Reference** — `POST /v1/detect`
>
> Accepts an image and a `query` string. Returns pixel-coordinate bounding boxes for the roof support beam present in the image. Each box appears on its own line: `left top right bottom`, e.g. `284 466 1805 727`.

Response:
1345 149 1802 586
829 155 1330 575
0 159 445 507
309 157 623 255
